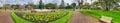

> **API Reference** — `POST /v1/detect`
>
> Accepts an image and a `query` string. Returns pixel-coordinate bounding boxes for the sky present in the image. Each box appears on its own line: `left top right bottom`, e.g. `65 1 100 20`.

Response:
0 0 97 7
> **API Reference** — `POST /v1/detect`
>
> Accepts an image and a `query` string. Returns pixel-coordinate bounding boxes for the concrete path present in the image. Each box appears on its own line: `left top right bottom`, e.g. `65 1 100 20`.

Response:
0 10 14 23
67 11 101 23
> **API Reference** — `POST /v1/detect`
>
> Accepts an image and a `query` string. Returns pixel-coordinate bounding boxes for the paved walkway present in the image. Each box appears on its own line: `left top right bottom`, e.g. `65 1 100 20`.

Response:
67 11 101 23
0 10 14 23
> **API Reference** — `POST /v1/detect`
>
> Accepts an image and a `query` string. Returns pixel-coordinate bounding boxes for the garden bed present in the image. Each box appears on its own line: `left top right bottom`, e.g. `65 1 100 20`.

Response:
11 10 71 23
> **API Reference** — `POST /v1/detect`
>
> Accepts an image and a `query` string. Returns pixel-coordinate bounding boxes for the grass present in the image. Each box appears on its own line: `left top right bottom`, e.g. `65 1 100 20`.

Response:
81 10 120 23
11 12 33 23
0 8 10 10
49 12 72 23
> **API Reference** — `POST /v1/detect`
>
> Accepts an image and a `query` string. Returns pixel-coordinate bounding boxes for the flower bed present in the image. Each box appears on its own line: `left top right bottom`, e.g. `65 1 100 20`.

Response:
15 11 69 23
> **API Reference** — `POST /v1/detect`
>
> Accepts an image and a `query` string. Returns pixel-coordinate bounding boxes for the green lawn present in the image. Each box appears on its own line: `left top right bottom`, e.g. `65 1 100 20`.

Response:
11 12 33 23
0 8 10 10
49 12 72 23
81 10 120 23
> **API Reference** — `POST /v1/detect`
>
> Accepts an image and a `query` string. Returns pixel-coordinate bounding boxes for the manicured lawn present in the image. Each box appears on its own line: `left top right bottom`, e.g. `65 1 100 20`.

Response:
81 10 120 23
0 8 10 10
11 12 33 23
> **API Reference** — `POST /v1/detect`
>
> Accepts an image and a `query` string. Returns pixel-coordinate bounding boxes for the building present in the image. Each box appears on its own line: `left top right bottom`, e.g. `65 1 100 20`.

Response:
3 4 11 8
18 5 25 9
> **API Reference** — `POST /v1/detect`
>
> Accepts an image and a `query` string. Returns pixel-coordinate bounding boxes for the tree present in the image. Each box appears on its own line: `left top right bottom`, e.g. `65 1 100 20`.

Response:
3 4 11 9
59 0 65 9
82 3 90 9
65 3 72 9
98 0 119 11
11 4 19 10
71 3 76 8
45 3 57 9
39 0 44 9
91 1 101 10
78 0 83 9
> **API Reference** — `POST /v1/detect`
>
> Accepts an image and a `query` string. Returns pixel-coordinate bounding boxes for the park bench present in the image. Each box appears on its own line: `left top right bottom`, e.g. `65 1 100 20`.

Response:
99 16 112 23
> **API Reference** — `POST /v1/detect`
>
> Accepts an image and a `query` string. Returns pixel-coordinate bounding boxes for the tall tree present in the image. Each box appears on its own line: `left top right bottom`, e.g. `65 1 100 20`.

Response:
39 0 44 9
59 0 65 9
78 0 83 9
98 0 119 11
71 3 76 8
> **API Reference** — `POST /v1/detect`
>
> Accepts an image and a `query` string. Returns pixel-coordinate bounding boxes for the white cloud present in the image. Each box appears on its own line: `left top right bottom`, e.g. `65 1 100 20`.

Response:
32 0 40 5
64 0 73 4
0 0 99 6
83 0 98 4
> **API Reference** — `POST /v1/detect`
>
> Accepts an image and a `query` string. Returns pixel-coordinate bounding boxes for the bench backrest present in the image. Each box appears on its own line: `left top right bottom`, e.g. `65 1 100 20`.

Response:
99 16 112 23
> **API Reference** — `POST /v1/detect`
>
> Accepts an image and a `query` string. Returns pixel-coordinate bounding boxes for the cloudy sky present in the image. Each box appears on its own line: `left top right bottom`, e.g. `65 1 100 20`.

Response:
0 0 97 7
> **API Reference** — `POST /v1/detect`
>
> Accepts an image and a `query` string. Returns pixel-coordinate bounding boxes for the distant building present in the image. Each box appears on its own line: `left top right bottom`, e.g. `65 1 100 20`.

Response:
26 4 35 10
18 5 25 9
3 4 11 8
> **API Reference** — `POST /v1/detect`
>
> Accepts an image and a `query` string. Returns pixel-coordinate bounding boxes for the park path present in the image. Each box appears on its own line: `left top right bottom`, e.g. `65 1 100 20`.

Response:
67 11 101 23
0 10 14 23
